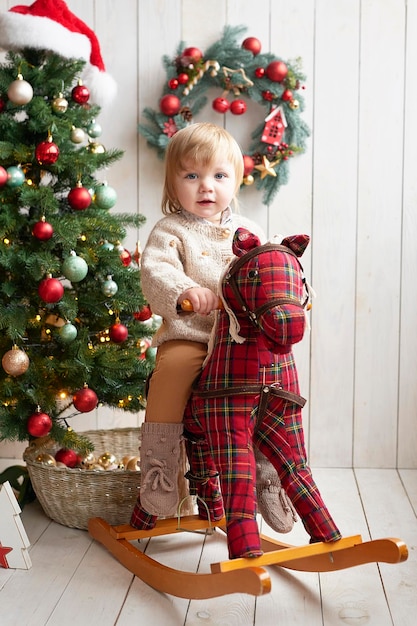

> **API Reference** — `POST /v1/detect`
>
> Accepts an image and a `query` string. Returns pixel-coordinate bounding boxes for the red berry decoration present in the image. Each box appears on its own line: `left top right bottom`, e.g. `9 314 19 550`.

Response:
68 184 92 210
32 219 53 241
71 82 90 104
0 165 9 187
55 448 78 468
266 60 288 83
262 90 274 101
160 94 181 116
27 411 52 438
109 322 129 343
243 155 255 176
73 387 98 413
35 139 59 165
134 304 152 321
230 99 247 115
181 46 203 65
212 97 230 113
242 37 262 55
168 78 179 90
38 276 64 303
255 67 265 78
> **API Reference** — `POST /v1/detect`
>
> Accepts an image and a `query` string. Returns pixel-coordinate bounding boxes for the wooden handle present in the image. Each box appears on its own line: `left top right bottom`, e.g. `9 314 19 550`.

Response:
179 298 223 311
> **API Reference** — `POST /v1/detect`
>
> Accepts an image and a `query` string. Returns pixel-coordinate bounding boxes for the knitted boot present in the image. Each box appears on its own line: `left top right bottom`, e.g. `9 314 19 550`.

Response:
255 447 298 533
139 422 183 517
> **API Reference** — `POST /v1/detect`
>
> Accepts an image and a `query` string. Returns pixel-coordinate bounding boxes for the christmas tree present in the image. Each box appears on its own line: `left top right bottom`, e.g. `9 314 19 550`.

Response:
0 4 156 454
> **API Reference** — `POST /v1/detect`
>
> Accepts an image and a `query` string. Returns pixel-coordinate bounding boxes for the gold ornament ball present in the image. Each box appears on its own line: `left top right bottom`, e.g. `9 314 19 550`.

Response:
86 141 105 154
79 452 96 469
289 99 300 110
52 95 69 114
2 347 30 376
126 456 140 471
91 463 105 471
97 451 117 469
35 453 56 467
243 175 254 186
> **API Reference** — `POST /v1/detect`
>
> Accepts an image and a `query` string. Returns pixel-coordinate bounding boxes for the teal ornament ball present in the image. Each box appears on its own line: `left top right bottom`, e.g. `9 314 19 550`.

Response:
102 277 118 297
6 166 25 187
101 240 114 251
62 253 88 282
87 119 102 138
58 322 78 343
94 184 117 209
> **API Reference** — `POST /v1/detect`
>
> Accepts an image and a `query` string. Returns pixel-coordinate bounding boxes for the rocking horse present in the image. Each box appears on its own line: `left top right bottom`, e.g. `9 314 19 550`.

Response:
88 228 408 599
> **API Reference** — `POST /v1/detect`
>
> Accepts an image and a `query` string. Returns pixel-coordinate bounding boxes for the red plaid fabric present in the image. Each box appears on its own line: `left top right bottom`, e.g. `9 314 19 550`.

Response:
184 232 341 558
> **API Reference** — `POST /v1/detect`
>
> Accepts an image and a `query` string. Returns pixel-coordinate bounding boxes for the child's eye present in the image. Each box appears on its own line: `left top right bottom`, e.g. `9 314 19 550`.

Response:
215 173 226 179
185 173 197 179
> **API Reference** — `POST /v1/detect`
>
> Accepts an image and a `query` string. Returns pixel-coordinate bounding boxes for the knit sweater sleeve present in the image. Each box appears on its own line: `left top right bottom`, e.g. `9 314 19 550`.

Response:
140 217 200 319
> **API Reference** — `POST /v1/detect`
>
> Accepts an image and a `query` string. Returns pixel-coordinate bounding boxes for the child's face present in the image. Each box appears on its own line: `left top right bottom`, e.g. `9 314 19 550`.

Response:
173 155 237 222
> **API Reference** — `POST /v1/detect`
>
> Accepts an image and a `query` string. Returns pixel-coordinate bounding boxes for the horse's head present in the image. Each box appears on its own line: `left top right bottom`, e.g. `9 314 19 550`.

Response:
220 228 311 353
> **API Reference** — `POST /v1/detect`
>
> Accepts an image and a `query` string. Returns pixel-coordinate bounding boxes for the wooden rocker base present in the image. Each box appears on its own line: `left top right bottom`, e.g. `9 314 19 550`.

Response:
88 515 408 600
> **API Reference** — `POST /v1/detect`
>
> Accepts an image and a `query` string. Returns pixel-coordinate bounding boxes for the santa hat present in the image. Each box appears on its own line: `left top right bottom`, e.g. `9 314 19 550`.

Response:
0 0 117 107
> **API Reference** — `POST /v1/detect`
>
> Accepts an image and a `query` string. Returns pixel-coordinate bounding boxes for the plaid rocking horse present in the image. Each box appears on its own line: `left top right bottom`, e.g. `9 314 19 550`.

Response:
183 228 342 559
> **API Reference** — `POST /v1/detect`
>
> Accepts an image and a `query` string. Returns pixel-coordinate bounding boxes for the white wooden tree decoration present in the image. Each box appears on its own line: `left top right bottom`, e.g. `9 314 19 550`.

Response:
0 481 32 569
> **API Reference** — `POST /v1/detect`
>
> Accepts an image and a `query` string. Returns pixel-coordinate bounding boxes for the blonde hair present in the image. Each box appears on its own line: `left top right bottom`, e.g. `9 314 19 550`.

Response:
161 122 244 214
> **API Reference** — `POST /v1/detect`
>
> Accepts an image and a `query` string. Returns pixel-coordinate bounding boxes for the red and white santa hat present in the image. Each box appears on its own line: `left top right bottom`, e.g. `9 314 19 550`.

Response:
0 0 117 107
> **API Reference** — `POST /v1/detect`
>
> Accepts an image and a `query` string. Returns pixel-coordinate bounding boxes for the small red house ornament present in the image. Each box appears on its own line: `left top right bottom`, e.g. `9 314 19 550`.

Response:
261 106 288 146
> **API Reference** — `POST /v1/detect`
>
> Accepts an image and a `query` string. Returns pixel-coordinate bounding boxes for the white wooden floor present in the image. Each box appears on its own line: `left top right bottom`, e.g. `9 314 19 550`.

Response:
1 467 416 626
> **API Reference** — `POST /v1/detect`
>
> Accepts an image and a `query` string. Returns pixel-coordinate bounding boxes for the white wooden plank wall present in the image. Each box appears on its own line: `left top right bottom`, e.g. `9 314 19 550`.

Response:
0 0 415 469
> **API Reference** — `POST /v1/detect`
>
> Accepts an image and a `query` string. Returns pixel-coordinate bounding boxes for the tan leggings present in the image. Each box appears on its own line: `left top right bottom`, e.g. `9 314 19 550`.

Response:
144 340 207 423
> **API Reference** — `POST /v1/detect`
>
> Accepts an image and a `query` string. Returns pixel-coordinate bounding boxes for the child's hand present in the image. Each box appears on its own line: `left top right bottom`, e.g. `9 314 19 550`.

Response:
178 287 218 315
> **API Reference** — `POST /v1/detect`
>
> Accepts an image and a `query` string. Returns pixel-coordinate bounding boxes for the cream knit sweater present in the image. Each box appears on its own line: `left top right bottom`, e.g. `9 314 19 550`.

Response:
141 209 265 347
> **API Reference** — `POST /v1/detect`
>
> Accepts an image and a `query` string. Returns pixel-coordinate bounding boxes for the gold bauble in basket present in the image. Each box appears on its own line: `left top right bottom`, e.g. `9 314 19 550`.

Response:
24 428 142 530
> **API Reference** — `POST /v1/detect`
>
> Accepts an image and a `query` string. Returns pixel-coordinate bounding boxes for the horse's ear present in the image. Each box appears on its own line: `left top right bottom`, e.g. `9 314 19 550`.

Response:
281 234 310 257
233 228 262 257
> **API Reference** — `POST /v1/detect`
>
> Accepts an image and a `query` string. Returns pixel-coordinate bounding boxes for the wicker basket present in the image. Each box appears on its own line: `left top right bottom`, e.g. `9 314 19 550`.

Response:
23 428 142 530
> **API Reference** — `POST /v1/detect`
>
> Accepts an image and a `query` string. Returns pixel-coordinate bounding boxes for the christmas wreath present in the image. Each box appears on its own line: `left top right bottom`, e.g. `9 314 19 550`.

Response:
139 25 310 205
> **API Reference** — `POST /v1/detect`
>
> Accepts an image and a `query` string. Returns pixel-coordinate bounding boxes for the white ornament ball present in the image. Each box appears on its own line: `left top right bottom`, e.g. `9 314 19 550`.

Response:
7 76 33 105
70 126 85 143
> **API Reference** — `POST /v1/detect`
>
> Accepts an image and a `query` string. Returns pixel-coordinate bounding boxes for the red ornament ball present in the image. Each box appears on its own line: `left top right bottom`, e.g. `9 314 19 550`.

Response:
266 60 288 83
68 185 92 210
242 37 262 55
168 78 179 90
243 155 255 176
181 46 203 64
281 89 293 101
32 219 54 240
230 99 247 115
55 448 78 468
27 411 52 438
109 322 129 343
134 304 152 321
0 165 9 187
255 67 265 78
160 94 181 116
212 97 230 113
35 140 60 165
177 73 189 85
71 83 90 104
38 277 64 303
73 387 98 413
